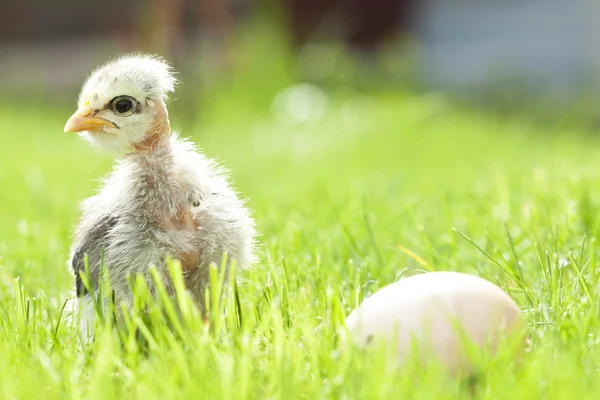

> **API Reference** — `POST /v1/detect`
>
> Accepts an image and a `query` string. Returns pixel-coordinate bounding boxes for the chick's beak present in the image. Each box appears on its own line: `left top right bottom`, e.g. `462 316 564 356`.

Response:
64 104 116 133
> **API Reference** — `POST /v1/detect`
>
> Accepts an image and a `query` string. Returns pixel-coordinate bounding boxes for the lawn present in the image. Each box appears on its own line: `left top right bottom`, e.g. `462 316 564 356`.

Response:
2 45 600 399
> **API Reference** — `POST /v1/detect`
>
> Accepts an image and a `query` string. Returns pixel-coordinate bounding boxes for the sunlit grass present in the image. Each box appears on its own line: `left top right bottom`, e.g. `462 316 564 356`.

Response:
2 36 600 397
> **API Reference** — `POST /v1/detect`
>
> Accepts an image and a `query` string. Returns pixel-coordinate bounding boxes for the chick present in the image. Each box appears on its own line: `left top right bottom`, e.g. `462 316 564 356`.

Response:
64 54 256 337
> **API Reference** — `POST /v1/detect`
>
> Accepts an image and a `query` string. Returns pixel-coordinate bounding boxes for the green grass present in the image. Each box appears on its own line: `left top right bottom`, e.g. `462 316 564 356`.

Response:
3 45 600 398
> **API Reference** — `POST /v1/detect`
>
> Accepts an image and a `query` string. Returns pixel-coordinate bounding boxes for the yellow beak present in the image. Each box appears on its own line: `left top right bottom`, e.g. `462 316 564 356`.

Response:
64 104 116 133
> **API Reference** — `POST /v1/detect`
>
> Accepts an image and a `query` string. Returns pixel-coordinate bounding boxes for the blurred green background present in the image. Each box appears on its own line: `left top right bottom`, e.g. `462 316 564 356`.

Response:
3 0 600 322
2 0 600 314
3 2 600 398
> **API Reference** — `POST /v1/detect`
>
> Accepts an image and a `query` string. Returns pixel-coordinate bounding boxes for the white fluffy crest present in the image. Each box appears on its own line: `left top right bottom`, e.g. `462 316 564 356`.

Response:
79 54 177 104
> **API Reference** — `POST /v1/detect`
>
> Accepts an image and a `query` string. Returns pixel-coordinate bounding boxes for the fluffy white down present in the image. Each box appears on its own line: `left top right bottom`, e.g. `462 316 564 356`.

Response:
69 133 256 313
76 54 177 151
80 54 176 104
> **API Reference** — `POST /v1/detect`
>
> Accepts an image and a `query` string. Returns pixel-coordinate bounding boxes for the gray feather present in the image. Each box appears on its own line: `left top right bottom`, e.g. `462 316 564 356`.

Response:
69 134 256 311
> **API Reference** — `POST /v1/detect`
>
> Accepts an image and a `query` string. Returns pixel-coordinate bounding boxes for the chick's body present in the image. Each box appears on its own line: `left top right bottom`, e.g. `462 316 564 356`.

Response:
65 54 255 336
72 135 254 302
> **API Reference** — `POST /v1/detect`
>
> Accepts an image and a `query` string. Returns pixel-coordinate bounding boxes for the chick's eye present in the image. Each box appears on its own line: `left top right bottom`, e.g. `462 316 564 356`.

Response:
116 99 132 113
111 96 136 115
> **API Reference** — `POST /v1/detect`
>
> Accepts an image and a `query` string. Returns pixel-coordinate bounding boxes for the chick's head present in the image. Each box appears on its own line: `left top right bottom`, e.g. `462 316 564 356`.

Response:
64 54 176 151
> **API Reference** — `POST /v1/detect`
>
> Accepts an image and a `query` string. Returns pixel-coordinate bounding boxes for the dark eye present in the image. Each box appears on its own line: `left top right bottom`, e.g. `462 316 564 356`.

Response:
111 96 136 116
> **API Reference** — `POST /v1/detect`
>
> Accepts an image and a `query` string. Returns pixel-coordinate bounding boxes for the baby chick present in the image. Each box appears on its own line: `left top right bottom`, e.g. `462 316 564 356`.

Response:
64 54 255 337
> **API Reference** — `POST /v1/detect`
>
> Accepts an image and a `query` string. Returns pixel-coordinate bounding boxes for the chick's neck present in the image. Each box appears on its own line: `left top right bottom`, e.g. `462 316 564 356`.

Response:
131 100 171 153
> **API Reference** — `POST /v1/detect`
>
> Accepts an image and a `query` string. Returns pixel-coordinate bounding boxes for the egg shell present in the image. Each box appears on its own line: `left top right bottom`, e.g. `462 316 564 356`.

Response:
344 271 526 374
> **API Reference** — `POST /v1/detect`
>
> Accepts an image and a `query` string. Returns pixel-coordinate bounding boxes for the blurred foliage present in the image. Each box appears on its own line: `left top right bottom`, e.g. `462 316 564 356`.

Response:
3 12 600 398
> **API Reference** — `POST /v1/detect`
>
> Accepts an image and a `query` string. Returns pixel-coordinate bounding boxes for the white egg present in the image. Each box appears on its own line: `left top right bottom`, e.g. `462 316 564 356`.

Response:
343 271 526 374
